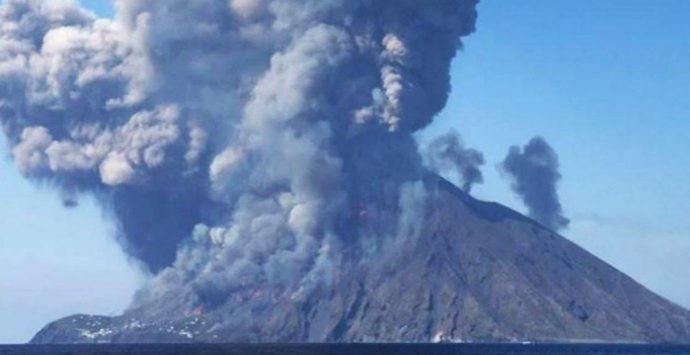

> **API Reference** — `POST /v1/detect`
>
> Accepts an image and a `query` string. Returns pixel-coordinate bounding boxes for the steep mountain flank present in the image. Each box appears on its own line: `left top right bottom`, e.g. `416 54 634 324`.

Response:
32 177 690 344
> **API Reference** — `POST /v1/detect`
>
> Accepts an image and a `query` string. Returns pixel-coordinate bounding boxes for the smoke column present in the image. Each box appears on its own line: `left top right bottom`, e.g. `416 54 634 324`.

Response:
0 0 479 309
501 136 570 231
425 129 484 192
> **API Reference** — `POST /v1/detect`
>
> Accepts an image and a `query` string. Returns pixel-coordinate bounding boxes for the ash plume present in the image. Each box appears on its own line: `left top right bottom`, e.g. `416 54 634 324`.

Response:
501 136 570 231
0 0 479 313
425 129 484 192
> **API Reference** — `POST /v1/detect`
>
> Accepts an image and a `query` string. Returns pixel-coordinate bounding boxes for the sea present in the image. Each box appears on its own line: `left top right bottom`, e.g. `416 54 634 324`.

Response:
2 344 690 355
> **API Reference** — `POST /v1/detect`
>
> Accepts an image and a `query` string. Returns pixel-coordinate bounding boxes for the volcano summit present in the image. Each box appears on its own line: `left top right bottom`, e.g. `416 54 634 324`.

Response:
31 176 690 343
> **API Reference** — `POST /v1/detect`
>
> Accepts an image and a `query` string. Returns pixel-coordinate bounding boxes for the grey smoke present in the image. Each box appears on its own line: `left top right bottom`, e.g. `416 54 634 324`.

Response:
501 136 570 231
0 0 478 312
425 129 484 192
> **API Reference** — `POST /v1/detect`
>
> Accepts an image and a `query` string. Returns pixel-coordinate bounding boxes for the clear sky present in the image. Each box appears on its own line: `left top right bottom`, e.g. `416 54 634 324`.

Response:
0 0 688 343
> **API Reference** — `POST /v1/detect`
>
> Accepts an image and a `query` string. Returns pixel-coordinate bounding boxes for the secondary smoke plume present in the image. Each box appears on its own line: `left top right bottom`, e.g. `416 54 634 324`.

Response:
0 0 478 310
501 136 570 231
425 129 484 192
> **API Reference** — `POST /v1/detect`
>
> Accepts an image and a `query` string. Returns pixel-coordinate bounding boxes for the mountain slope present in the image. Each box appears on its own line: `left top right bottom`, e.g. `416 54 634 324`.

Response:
32 177 690 343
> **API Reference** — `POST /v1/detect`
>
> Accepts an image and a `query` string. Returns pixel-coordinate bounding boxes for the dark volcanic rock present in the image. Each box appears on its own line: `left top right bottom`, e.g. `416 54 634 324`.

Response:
32 178 690 344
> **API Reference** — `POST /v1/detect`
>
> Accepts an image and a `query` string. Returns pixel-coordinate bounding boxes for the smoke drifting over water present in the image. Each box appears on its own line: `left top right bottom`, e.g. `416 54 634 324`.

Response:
501 136 569 231
0 0 478 308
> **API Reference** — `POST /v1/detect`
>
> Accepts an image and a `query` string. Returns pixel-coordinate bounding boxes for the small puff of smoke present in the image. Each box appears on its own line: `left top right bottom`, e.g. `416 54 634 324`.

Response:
425 129 484 193
500 136 570 231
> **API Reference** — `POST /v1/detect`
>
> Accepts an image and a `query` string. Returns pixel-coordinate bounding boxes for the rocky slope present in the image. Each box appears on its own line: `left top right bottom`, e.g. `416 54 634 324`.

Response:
32 177 690 343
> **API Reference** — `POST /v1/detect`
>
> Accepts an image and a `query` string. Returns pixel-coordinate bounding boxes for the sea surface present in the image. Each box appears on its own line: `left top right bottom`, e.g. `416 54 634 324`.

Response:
2 344 690 355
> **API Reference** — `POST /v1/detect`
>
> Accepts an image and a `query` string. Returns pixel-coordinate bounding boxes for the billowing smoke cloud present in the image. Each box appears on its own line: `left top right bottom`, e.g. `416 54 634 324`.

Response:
501 136 570 231
0 0 478 312
425 129 484 192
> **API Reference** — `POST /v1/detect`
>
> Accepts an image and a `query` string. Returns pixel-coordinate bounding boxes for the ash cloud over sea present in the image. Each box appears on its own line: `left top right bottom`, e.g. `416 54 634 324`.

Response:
0 0 479 310
0 0 567 317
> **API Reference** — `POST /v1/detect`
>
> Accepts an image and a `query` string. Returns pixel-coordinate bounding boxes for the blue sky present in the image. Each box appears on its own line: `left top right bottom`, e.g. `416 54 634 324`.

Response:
422 0 690 313
0 0 689 343
80 0 112 17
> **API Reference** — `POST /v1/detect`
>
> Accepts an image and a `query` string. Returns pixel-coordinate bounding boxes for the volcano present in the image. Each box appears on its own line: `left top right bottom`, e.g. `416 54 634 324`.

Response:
4 0 688 346
31 176 690 344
